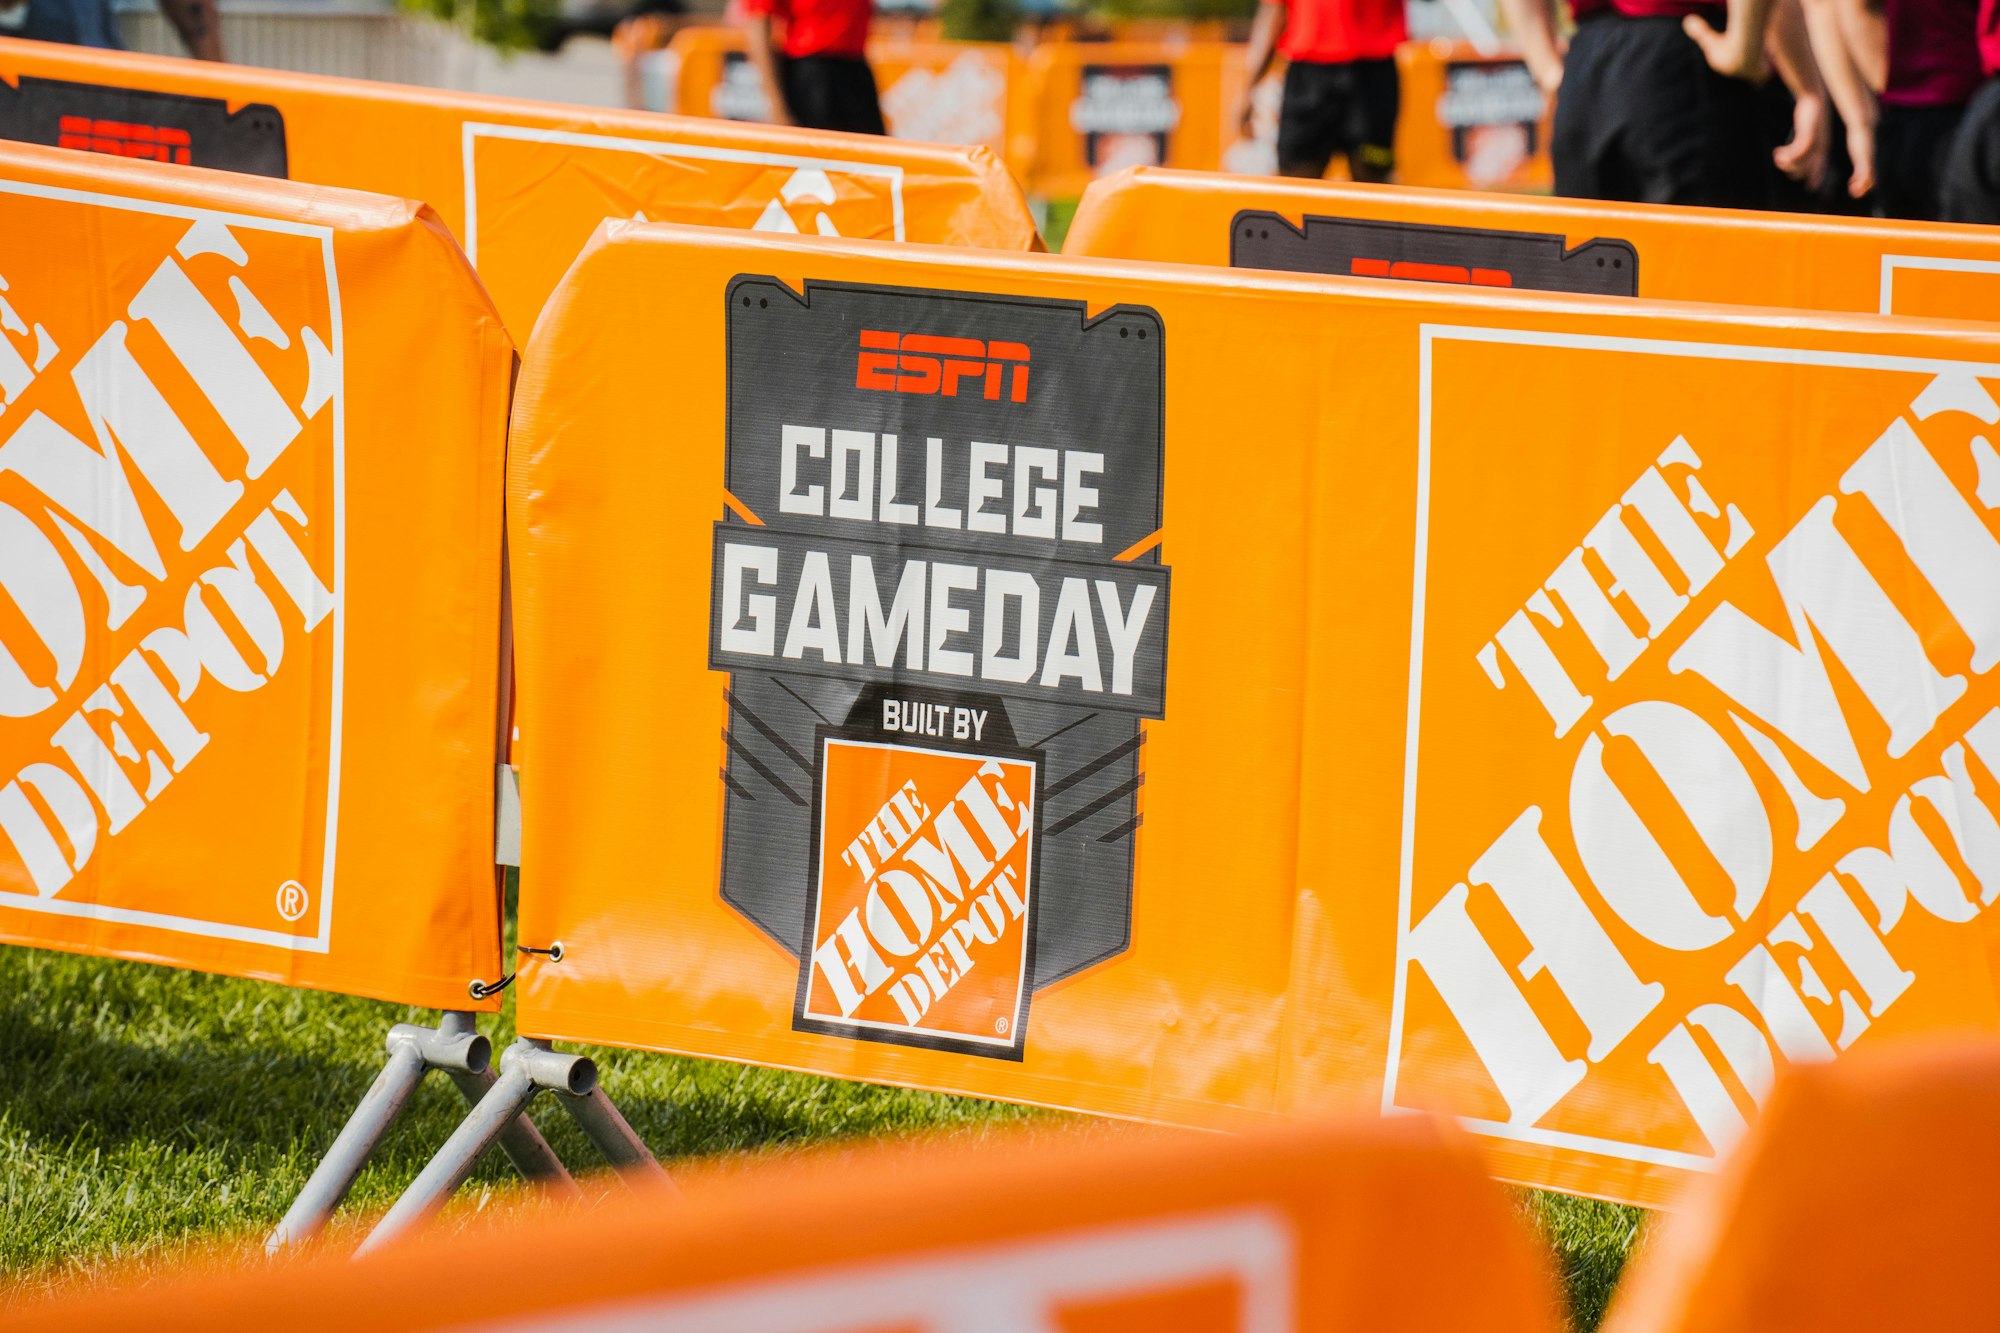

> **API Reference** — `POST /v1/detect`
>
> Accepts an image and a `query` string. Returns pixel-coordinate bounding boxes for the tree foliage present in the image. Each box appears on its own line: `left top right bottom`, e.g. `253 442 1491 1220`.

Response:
397 0 561 53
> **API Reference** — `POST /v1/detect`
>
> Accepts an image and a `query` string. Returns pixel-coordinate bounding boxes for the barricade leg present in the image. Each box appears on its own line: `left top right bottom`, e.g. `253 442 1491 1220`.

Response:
446 1063 579 1191
267 1014 488 1251
356 1038 597 1255
557 1084 668 1180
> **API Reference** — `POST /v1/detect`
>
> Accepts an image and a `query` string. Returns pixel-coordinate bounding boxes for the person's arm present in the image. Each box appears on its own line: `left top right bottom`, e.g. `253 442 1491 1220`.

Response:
1766 0 1831 189
1235 0 1286 134
1681 0 1775 82
1836 0 1886 90
1798 0 1878 194
742 14 794 126
1498 0 1566 94
159 0 222 60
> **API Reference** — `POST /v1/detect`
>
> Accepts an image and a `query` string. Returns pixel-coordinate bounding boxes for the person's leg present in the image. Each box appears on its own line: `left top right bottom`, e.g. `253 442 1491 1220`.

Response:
1608 18 1764 208
779 55 823 129
1276 62 1341 178
824 56 887 136
1941 78 2000 224
1875 103 1967 220
1341 56 1400 183
1693 48 1772 208
1551 18 1620 201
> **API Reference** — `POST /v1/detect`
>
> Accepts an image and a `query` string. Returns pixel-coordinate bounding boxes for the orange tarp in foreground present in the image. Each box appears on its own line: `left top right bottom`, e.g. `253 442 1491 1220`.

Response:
1063 167 2000 321
1603 1039 2000 1331
0 38 1038 336
508 222 2000 1205
11 1116 1558 1332
0 141 509 1009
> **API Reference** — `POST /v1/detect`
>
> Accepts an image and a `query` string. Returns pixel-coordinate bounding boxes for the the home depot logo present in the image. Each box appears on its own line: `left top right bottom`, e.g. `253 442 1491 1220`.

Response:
1389 327 2000 1183
855 329 1031 402
800 740 1038 1049
0 183 340 944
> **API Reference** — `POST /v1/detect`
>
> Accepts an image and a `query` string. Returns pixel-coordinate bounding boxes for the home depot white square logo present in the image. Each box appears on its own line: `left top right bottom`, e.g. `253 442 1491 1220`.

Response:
0 180 343 951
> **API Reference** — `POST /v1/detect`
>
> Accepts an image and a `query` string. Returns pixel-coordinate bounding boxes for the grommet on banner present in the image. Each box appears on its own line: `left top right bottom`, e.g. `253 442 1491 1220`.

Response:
468 974 514 1000
520 941 566 963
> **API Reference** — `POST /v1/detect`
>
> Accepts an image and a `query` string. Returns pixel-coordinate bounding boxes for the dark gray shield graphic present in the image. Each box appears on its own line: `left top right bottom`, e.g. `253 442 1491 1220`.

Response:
0 76 289 178
1231 211 1639 298
711 278 1168 1056
1438 59 1545 163
1075 64 1176 169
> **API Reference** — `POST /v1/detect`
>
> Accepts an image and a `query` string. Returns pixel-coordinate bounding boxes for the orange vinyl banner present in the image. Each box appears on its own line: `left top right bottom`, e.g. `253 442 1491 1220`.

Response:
510 221 2000 1207
1062 167 2000 322
13 1116 1557 1332
0 141 509 1009
0 38 1039 337
1020 42 1250 200
1392 42 1552 193
1603 1039 2000 1331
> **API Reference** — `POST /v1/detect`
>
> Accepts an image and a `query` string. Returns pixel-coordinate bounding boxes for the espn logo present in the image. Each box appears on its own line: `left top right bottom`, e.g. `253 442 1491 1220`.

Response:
856 329 1030 402
58 115 192 165
1350 257 1513 288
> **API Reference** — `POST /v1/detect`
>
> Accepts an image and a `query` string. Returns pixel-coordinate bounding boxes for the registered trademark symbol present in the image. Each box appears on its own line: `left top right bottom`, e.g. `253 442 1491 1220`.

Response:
275 880 309 922
994 1017 1009 1035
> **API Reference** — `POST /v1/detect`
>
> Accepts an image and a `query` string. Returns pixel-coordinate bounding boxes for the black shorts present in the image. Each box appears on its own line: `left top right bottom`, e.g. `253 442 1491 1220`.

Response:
1276 58 1399 179
1877 101 1967 221
1552 14 1768 209
780 54 886 136
1942 75 2000 225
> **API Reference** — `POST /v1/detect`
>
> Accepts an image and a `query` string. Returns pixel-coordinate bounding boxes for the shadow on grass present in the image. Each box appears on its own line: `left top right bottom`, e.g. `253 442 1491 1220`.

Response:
0 877 1644 1329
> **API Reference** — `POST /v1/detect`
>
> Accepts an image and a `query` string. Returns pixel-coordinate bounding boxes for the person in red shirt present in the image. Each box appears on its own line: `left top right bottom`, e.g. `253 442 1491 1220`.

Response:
1501 0 1828 207
1237 0 1408 180
741 0 883 135
1940 0 2000 220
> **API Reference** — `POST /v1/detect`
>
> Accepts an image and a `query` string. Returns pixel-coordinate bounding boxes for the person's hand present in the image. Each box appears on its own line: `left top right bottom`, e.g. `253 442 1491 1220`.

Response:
1523 40 1566 97
1232 84 1256 138
1683 13 1769 83
1844 117 1876 198
1772 90 1829 191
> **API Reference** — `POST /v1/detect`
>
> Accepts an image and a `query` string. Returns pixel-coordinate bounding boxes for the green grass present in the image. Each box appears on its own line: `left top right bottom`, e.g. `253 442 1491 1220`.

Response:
0 900 1642 1325
1039 196 1080 252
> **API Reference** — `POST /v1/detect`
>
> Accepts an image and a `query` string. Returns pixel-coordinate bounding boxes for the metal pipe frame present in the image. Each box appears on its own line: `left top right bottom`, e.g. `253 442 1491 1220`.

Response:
357 1037 666 1254
267 1013 575 1252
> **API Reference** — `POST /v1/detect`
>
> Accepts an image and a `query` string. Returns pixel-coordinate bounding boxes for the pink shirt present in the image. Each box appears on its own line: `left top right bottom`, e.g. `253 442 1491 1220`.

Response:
1884 0 1984 106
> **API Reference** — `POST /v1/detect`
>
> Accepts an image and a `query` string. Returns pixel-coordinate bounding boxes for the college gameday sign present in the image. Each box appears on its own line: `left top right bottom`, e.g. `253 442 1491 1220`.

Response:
15 1117 1556 1333
511 222 2000 1205
0 38 1039 337
1063 167 2000 323
0 142 509 1008
713 281 1166 1055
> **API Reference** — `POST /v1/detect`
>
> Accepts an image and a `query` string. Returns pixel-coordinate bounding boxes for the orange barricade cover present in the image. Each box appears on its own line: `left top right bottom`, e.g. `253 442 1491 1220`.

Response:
1020 42 1250 200
511 221 2000 1207
12 1116 1558 1332
1603 1039 2000 1331
0 141 509 1009
1063 167 2000 322
1392 42 1552 193
0 38 1039 336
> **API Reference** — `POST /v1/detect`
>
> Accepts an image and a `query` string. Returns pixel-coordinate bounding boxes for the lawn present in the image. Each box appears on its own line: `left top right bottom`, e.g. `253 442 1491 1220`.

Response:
0 911 1645 1327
